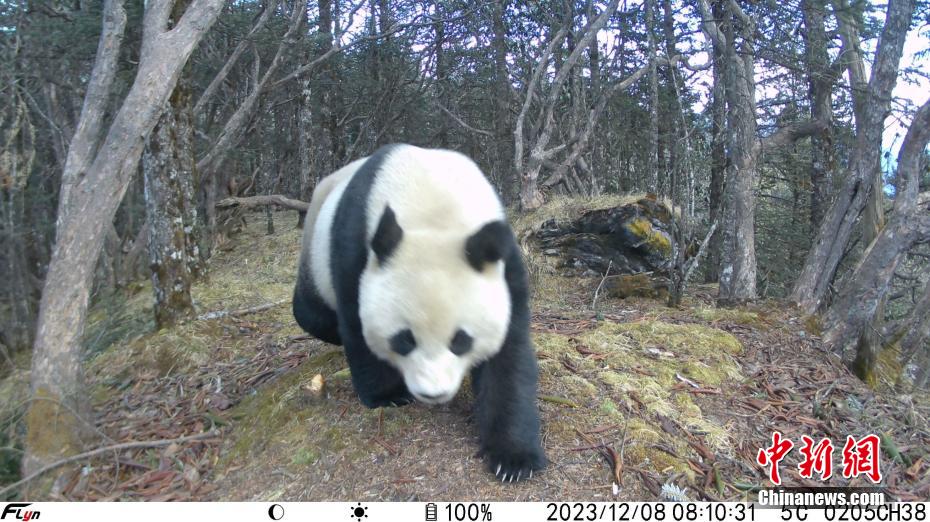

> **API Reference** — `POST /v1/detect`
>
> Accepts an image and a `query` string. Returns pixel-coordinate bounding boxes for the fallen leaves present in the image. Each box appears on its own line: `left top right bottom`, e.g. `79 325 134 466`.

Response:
56 319 317 500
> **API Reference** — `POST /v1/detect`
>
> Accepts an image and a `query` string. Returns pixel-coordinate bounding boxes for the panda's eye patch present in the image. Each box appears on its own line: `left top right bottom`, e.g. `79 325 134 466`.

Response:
390 329 417 356
450 329 474 356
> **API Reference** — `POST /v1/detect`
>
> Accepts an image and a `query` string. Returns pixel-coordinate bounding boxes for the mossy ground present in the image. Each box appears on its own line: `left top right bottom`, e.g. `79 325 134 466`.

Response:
87 212 304 382
3 198 928 501
534 319 743 479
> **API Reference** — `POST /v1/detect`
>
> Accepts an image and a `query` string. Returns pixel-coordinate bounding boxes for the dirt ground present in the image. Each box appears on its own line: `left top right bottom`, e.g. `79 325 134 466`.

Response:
4 209 929 501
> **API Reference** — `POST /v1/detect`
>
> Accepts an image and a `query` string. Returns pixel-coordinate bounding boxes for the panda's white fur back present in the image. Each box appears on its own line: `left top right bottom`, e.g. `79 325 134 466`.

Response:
309 145 505 310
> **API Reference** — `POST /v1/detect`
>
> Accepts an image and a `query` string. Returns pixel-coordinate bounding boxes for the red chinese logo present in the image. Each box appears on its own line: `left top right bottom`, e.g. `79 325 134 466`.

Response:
757 431 794 485
841 434 883 483
798 435 834 480
757 433 883 485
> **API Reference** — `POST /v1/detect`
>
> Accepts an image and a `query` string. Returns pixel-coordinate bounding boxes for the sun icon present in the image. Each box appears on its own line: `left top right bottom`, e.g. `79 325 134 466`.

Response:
350 502 368 520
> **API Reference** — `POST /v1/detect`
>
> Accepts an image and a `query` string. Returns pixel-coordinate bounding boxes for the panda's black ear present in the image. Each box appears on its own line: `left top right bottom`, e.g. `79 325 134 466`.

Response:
371 206 403 265
465 221 512 271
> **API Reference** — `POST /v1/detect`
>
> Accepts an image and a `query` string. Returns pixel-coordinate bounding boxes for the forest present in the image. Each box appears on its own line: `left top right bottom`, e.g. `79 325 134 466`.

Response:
1 0 929 501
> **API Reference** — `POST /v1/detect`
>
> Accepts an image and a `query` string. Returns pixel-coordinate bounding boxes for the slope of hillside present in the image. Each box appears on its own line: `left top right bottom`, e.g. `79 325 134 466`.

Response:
3 208 928 501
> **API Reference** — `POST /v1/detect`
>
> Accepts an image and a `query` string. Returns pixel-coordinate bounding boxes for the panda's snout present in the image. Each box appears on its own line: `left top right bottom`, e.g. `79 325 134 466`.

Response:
400 349 466 404
412 391 455 404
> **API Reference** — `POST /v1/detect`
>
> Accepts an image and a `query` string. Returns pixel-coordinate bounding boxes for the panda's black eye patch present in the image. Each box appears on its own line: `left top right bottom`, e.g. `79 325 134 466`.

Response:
390 329 416 356
450 329 474 356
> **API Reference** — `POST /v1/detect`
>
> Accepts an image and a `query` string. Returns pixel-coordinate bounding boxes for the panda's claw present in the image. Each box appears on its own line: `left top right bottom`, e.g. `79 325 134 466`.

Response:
485 450 545 484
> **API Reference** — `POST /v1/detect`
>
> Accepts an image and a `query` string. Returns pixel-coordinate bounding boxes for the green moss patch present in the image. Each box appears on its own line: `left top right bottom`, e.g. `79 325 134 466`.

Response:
625 218 672 257
217 347 421 478
534 319 744 476
86 212 304 384
692 306 766 328
222 349 349 466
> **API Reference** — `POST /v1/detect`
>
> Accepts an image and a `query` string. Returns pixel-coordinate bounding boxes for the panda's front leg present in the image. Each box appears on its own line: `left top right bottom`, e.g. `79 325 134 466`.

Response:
341 326 413 408
472 336 547 482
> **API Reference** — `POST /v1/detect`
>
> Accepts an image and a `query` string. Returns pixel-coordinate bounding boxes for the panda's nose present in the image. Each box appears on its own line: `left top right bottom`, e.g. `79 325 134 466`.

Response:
411 390 455 404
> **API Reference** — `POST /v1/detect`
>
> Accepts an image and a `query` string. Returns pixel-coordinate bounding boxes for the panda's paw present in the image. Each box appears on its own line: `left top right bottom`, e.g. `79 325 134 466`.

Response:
485 448 546 483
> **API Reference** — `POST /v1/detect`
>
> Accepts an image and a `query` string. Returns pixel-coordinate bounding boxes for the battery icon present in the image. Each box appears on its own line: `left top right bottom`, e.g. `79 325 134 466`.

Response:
425 502 438 521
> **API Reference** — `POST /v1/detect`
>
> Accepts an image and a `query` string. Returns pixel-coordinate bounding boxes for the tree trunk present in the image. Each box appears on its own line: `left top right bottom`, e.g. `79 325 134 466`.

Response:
434 1 450 148
586 1 601 196
192 0 279 118
492 0 514 203
696 0 827 306
1 190 38 353
895 277 930 380
645 0 659 194
660 0 683 205
142 74 199 329
24 0 224 478
196 0 306 188
790 0 915 314
705 0 727 283
299 0 334 224
296 75 313 229
716 0 759 306
801 0 835 232
822 98 930 383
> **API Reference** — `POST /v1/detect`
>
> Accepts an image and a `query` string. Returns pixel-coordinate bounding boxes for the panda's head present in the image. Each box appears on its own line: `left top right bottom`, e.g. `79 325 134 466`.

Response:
359 206 513 404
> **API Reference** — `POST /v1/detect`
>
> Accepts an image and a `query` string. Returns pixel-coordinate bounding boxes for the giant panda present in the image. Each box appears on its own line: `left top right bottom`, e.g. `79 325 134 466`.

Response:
293 144 546 482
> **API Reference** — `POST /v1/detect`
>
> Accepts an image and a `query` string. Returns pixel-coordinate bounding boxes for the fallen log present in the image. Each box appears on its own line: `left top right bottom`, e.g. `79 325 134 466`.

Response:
216 194 309 212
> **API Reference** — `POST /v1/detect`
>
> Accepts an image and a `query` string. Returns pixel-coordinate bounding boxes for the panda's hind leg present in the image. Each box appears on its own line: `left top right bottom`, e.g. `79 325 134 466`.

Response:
341 327 412 408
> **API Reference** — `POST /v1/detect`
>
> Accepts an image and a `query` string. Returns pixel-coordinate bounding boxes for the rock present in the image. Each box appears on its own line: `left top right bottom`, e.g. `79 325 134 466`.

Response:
531 195 684 280
301 373 326 401
606 273 669 300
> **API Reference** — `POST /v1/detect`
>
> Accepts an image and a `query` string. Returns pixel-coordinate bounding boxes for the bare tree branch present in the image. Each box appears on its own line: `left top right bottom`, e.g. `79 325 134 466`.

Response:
758 118 829 152
193 0 280 115
513 26 569 175
434 103 494 137
58 0 127 216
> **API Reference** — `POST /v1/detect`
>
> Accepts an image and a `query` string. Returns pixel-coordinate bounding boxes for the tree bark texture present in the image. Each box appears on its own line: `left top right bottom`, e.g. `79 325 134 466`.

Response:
822 98 930 383
699 0 759 305
645 0 659 194
24 0 224 477
790 0 915 314
895 277 930 376
802 0 836 232
704 0 727 283
697 0 828 306
143 76 200 329
492 0 514 202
